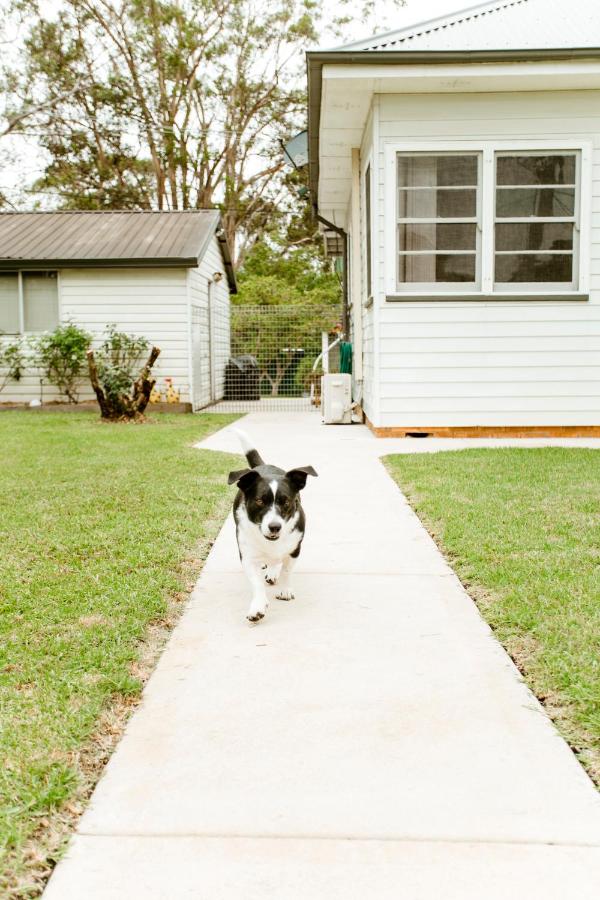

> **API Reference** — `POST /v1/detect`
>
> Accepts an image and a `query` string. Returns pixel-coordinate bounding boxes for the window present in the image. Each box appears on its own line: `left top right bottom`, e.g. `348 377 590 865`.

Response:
0 271 59 333
365 163 372 298
0 274 19 333
396 153 481 291
390 146 584 296
494 153 578 290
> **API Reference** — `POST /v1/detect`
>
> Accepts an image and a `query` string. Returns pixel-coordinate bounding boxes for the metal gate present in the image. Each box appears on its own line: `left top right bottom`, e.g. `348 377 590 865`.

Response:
191 303 211 410
205 304 343 413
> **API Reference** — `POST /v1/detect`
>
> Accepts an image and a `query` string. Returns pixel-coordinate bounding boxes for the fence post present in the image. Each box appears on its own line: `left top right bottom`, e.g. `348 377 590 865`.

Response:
321 332 329 374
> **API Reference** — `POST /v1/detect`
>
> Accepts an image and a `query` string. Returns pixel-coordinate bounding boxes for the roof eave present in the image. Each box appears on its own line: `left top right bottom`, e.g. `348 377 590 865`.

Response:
216 227 238 294
307 46 600 210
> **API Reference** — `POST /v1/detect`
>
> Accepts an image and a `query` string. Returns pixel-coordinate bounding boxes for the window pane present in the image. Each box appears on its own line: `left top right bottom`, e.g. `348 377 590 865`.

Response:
398 188 476 219
496 187 574 218
495 253 573 283
497 155 576 186
398 223 476 251
495 222 573 252
23 272 59 332
0 274 19 333
398 155 478 187
399 253 476 283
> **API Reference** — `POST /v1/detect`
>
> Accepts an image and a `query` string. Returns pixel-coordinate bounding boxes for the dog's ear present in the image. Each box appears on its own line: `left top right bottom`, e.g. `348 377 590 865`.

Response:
286 466 318 491
228 468 260 491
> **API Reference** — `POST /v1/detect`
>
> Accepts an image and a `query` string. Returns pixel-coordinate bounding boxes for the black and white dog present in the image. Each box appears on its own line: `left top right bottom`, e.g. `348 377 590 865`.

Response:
228 431 317 623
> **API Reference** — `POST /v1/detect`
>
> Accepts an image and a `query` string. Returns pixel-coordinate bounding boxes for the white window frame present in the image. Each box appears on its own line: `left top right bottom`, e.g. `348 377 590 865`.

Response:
0 269 61 334
384 140 591 299
394 150 482 293
493 150 579 293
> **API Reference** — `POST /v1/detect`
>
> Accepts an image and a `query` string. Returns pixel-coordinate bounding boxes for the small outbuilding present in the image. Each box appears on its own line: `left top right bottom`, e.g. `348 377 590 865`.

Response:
308 0 600 436
0 210 236 409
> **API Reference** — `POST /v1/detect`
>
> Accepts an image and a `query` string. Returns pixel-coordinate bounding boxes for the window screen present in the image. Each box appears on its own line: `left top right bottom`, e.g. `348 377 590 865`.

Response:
494 154 578 288
0 274 19 333
396 154 480 289
23 272 59 332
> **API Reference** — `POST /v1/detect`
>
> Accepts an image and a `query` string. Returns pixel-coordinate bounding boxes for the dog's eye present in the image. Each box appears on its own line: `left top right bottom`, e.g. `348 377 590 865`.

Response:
255 498 264 507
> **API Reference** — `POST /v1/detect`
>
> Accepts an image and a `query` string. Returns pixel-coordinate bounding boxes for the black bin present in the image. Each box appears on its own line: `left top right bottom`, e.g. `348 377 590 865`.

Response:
224 355 260 401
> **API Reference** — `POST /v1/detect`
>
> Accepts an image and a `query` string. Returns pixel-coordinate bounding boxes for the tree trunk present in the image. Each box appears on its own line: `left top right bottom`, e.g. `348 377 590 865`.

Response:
87 346 161 420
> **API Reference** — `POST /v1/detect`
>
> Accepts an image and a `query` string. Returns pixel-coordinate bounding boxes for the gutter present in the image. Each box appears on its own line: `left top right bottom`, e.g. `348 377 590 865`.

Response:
0 257 201 270
307 46 600 209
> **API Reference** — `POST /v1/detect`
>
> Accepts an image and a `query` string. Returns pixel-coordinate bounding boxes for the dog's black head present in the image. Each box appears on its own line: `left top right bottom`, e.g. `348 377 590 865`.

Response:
228 465 317 541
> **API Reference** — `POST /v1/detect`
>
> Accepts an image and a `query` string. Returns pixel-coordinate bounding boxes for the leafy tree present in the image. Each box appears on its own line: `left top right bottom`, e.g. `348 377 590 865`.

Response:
11 0 317 260
9 0 405 255
33 322 92 402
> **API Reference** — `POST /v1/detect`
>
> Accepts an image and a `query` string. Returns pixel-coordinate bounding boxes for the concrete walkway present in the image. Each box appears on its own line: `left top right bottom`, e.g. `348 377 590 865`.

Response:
45 414 600 899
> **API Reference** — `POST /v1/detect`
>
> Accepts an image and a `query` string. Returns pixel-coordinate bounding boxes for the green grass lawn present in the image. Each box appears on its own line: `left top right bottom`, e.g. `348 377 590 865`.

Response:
0 411 239 898
385 448 600 786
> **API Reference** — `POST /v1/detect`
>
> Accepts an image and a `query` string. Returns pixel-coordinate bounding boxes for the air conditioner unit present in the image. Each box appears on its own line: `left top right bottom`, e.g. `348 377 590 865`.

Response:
321 373 352 424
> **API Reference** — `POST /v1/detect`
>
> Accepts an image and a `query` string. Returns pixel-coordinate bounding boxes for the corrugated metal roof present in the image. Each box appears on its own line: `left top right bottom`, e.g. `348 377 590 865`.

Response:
0 209 220 266
329 0 600 53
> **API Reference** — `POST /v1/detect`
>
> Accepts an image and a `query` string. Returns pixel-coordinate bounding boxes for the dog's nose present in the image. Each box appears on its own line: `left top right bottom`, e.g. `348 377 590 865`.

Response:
268 521 281 534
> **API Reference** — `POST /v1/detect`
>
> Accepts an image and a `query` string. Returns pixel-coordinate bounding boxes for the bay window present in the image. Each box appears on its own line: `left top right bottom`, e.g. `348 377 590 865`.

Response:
390 146 585 296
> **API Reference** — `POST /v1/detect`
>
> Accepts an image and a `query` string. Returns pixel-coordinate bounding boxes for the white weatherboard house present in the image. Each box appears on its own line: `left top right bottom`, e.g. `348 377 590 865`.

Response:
308 0 600 435
0 210 235 409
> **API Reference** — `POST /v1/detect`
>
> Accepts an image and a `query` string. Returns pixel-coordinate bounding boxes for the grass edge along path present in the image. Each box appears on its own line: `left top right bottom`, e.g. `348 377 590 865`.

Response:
384 447 600 789
0 411 240 899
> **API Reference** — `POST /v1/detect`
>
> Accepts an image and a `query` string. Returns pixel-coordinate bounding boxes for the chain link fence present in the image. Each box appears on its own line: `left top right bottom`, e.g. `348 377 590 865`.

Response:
204 304 343 413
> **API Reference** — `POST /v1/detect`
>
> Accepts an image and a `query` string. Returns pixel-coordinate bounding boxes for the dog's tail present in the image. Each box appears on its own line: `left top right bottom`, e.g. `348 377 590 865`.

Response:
233 427 264 468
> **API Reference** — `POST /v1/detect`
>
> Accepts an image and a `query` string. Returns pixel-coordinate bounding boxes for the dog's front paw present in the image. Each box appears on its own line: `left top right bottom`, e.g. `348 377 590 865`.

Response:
246 610 265 624
262 563 280 585
275 588 294 602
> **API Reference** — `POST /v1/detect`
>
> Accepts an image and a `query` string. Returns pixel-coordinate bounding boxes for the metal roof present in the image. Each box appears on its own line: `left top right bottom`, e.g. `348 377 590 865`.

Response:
0 209 236 291
325 0 600 53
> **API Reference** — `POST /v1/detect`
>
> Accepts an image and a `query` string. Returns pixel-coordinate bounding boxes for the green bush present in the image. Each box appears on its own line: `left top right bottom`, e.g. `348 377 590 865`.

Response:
0 335 26 393
34 322 92 403
95 325 150 402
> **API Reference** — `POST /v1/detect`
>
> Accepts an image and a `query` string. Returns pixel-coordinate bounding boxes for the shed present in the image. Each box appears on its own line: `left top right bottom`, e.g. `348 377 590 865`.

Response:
0 210 236 409
308 0 600 436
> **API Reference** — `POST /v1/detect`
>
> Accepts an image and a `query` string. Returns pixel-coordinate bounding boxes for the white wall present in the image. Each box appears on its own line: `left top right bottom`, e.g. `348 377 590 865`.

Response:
358 106 377 422
187 235 231 410
368 89 600 428
1 267 191 404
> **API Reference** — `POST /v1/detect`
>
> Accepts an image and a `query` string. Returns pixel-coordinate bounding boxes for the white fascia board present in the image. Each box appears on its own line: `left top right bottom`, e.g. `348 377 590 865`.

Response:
321 60 600 92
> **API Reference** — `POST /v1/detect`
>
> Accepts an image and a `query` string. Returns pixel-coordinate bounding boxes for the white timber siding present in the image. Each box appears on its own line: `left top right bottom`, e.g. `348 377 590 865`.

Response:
1 267 190 404
63 267 191 403
358 107 376 422
187 235 230 409
366 89 600 428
